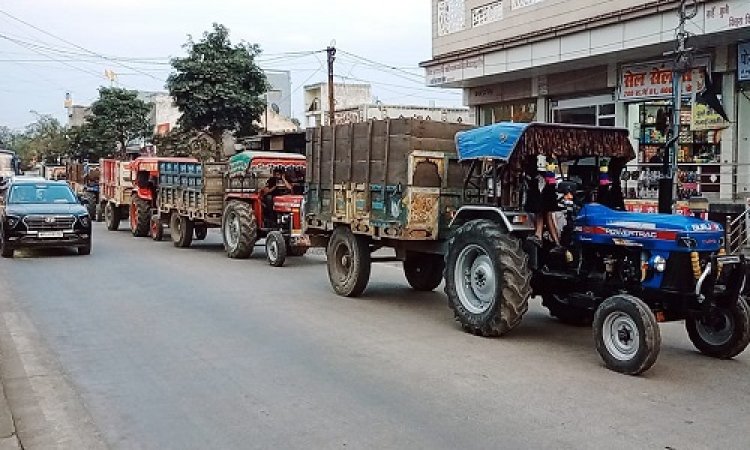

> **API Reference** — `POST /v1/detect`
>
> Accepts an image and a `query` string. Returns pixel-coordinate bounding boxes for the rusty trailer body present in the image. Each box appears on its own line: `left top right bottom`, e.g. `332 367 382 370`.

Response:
99 159 133 231
304 118 471 296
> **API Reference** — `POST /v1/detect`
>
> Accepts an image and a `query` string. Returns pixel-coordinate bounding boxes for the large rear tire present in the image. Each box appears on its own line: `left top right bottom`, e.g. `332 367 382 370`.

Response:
326 226 371 297
444 220 531 337
222 200 257 259
686 297 750 359
593 294 660 375
403 252 444 291
265 231 287 267
105 202 120 231
130 196 151 237
543 294 594 326
170 214 194 248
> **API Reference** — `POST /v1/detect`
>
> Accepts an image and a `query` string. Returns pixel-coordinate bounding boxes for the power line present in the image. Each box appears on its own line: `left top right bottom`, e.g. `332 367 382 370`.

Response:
0 33 105 81
0 9 164 81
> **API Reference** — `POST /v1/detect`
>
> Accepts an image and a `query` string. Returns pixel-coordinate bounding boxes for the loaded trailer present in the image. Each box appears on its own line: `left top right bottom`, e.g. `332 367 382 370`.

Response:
153 151 309 266
99 159 133 231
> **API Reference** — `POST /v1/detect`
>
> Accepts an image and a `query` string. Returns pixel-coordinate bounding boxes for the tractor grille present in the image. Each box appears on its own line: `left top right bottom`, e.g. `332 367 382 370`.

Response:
23 215 76 231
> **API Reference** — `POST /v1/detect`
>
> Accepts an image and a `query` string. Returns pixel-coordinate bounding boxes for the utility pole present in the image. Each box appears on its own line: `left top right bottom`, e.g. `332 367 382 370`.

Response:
326 45 336 126
659 0 696 213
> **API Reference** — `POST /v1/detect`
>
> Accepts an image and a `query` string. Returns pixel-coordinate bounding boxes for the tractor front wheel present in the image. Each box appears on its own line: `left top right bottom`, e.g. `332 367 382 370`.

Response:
593 295 660 375
403 252 444 291
105 202 120 231
326 226 371 297
130 197 151 237
444 219 531 337
170 214 194 248
686 297 750 359
222 201 257 259
150 216 164 241
265 231 287 267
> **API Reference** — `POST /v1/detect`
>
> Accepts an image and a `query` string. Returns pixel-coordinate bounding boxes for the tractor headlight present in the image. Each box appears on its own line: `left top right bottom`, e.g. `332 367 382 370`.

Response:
78 215 91 227
650 255 667 272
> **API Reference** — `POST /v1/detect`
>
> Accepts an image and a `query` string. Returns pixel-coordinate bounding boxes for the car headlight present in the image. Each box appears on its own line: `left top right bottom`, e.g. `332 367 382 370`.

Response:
650 255 667 272
78 215 91 227
6 216 20 229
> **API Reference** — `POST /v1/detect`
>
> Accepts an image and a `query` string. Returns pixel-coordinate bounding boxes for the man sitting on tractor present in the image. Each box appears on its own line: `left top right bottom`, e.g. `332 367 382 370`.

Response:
261 167 293 226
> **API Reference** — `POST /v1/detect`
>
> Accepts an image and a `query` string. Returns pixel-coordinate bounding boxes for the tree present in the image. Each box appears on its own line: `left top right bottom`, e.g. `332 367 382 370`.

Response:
167 23 268 157
15 114 70 165
87 87 151 155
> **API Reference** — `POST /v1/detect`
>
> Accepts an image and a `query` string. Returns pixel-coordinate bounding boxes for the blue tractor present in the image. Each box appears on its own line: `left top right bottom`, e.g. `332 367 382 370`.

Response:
445 122 749 375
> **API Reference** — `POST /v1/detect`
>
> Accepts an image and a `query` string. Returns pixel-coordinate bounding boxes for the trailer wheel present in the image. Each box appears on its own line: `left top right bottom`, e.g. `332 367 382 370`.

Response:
105 202 120 231
170 214 194 248
130 196 151 237
194 225 208 241
403 252 444 291
543 294 594 326
686 296 750 359
222 200 257 259
444 219 531 337
593 294 660 375
326 226 371 297
150 216 164 241
265 231 287 267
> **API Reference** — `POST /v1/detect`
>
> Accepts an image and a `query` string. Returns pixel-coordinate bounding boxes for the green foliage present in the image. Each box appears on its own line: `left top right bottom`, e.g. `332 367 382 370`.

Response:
14 114 70 165
86 87 151 154
151 129 218 162
167 23 268 155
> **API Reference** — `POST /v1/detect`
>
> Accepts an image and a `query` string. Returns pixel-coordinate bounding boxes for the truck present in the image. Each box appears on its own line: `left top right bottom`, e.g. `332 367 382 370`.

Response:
155 151 308 266
99 159 133 231
305 119 749 375
0 149 21 189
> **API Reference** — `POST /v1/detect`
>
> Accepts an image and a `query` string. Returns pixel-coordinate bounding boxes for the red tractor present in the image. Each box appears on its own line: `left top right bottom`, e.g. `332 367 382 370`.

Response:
129 156 197 237
223 151 308 266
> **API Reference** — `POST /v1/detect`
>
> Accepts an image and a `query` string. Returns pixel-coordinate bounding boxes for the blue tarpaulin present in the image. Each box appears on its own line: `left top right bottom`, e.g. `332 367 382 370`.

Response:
455 122 530 161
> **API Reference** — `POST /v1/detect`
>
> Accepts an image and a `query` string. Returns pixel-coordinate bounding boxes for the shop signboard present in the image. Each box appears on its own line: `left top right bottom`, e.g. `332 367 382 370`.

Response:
691 101 728 130
619 58 709 101
740 42 750 82
704 0 750 34
511 0 543 9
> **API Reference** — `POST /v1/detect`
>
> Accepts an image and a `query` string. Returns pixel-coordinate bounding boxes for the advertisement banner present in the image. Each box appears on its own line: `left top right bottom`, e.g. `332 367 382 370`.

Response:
740 42 750 82
691 102 728 130
619 58 709 100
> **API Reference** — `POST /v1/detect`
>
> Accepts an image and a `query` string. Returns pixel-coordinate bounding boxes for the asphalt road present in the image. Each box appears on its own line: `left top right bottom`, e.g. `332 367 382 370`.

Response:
0 223 749 450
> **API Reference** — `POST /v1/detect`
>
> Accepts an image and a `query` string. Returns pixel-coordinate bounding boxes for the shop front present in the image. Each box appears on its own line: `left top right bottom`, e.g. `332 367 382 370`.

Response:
618 56 730 215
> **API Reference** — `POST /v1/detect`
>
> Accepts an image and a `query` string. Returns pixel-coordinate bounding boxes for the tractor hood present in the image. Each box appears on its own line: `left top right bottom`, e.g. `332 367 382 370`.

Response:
575 204 724 251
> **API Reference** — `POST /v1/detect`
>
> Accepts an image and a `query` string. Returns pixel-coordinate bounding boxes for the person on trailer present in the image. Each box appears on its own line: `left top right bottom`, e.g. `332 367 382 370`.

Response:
261 167 292 226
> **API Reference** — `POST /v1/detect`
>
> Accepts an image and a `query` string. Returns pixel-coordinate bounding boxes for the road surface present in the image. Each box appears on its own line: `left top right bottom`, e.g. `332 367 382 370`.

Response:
0 223 748 449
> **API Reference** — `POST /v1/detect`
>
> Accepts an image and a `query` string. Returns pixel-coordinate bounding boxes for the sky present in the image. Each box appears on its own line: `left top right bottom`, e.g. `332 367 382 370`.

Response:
0 0 463 130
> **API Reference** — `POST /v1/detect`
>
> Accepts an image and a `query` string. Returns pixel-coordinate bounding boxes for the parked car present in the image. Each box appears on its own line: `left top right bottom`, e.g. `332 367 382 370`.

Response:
0 179 92 258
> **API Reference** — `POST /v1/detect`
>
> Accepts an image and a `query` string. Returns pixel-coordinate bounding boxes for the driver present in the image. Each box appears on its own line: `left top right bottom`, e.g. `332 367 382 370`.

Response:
261 168 293 225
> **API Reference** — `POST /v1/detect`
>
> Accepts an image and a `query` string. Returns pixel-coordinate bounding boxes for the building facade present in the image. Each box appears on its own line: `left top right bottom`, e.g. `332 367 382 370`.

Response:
334 103 471 124
304 82 373 127
422 0 750 212
264 70 293 119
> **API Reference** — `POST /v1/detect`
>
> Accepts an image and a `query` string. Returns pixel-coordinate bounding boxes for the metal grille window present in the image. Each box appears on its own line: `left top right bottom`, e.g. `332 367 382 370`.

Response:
472 1 503 28
437 0 466 36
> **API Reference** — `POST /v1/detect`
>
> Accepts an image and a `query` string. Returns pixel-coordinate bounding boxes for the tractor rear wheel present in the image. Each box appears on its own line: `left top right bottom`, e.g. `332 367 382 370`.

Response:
150 216 164 241
543 294 594 326
403 252 444 291
222 201 257 259
170 214 194 248
686 297 750 359
194 225 208 241
444 220 531 337
593 294 660 375
326 226 371 297
130 196 151 237
265 231 287 267
105 202 120 231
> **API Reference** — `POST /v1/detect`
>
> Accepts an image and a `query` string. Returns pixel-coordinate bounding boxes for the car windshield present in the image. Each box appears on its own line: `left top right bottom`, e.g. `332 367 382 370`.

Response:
7 184 77 204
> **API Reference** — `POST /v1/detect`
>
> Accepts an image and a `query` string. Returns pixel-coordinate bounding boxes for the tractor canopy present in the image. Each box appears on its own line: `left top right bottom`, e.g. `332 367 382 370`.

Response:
228 151 305 177
455 122 636 172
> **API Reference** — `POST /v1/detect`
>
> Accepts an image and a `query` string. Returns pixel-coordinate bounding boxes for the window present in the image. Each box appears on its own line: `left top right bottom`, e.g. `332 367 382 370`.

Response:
472 2 503 28
437 0 466 36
